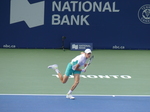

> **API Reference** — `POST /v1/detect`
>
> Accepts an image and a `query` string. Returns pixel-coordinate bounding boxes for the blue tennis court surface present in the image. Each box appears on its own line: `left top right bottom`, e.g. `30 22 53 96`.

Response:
0 95 150 112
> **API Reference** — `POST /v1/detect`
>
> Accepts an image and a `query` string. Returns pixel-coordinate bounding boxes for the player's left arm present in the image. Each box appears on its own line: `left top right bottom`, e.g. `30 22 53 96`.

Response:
80 52 85 54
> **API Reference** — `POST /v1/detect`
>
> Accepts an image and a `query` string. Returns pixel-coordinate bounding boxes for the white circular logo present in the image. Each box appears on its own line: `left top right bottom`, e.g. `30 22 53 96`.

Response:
138 4 150 24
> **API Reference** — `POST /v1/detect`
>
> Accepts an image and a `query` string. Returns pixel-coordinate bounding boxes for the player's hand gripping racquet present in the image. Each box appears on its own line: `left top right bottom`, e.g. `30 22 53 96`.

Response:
84 55 94 70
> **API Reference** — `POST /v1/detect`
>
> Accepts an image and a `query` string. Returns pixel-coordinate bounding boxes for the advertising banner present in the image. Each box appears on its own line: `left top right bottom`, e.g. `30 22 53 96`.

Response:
70 43 93 51
0 0 150 49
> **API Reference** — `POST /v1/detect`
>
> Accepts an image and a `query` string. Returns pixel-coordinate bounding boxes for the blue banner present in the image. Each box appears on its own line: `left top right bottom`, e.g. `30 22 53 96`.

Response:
0 0 150 49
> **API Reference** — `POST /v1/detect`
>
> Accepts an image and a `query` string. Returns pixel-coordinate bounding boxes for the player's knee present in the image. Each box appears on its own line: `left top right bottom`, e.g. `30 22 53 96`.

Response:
62 80 67 84
74 81 79 85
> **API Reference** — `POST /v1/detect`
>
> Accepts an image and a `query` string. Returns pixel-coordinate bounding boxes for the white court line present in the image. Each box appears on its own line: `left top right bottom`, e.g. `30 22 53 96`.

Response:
0 94 150 97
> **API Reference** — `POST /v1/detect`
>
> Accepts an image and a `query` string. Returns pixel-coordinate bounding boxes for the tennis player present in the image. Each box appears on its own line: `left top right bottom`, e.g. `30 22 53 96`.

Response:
48 49 92 99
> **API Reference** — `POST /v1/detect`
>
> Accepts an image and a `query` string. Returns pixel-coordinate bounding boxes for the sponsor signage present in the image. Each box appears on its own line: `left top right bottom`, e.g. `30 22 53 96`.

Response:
0 0 150 49
70 43 93 51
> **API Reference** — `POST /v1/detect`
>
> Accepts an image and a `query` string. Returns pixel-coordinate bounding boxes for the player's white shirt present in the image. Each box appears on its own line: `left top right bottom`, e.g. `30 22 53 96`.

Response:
71 54 87 67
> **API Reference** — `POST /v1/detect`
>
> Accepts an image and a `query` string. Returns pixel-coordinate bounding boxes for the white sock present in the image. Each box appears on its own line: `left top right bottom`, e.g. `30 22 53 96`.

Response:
67 90 72 94
55 69 60 74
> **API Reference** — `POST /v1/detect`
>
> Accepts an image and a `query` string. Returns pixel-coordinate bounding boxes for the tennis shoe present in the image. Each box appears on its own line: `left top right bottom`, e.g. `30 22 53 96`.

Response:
48 64 58 70
66 94 75 100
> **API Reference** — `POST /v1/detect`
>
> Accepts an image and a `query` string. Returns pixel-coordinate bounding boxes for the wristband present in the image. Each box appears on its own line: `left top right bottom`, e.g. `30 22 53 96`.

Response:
81 69 86 72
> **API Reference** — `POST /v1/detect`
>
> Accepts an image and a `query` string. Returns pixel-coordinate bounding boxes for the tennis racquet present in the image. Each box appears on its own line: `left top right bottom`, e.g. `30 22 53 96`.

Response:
84 55 94 70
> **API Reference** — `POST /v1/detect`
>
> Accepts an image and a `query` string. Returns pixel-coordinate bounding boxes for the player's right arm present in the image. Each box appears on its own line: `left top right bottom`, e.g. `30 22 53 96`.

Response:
73 64 86 72
73 64 82 71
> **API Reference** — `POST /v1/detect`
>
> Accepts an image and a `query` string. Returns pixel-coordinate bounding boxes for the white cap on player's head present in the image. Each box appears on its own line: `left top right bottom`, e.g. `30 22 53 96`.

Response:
84 49 92 54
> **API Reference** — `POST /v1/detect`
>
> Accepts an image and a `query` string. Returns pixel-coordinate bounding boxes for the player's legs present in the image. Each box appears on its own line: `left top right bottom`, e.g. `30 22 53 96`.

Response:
57 73 68 83
48 64 71 83
60 63 74 83
66 74 80 99
70 74 80 91
48 64 80 99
